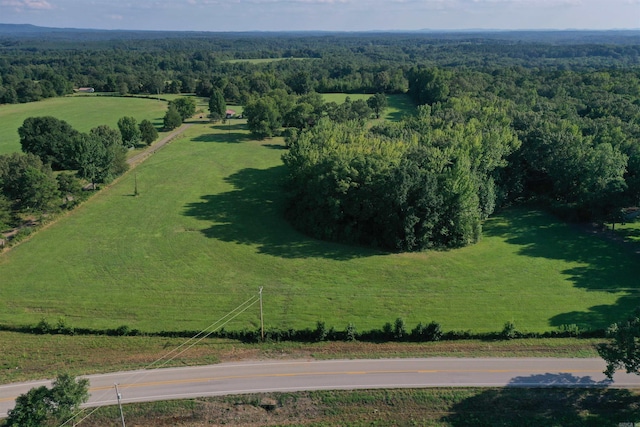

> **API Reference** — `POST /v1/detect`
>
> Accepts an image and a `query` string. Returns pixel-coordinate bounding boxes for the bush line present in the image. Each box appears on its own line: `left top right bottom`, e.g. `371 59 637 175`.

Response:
0 318 605 343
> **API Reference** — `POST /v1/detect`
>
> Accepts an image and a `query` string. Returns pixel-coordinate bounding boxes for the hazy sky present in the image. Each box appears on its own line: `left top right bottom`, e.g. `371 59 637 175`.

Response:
0 0 638 32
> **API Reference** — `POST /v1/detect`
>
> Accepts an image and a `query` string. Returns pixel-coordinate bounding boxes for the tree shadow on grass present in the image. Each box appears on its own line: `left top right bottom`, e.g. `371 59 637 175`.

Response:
192 132 252 144
211 122 247 132
484 209 640 330
613 222 640 247
385 94 415 122
191 122 252 144
444 373 638 426
263 143 287 150
182 165 382 260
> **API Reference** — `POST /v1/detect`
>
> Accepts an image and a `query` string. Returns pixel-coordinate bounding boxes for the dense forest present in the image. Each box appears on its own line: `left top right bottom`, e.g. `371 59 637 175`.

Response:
1 28 639 250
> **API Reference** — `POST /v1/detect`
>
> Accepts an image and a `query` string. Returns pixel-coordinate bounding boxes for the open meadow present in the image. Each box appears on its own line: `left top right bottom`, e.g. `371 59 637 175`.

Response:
0 99 638 336
0 95 169 155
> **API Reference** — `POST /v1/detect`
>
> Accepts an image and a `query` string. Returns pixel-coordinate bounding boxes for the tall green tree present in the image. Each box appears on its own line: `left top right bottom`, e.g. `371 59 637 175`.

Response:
244 96 282 139
74 126 128 188
0 152 59 213
208 88 226 121
408 67 451 105
169 97 196 121
4 385 51 427
599 310 640 379
139 119 158 146
367 93 388 119
18 116 79 170
163 105 183 130
117 116 141 148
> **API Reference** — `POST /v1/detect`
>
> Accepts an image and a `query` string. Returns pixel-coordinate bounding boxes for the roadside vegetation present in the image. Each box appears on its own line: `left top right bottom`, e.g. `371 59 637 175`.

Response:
0 330 604 384
74 387 640 426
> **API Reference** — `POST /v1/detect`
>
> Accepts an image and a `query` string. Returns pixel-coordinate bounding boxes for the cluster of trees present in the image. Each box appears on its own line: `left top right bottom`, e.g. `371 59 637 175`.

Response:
163 96 196 130
0 153 63 231
2 30 638 107
243 91 385 139
281 63 640 251
17 116 132 187
3 374 88 427
407 66 640 224
0 115 161 232
283 95 519 251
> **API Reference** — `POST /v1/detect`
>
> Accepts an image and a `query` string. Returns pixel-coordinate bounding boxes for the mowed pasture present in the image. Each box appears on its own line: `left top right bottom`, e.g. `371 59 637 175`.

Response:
0 107 639 335
0 95 169 154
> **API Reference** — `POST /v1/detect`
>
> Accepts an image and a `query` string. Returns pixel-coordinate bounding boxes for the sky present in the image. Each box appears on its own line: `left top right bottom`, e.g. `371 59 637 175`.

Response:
0 0 638 32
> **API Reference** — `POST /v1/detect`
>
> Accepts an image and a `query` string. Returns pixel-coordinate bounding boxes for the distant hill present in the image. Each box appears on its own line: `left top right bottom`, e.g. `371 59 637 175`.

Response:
0 23 639 44
0 23 47 33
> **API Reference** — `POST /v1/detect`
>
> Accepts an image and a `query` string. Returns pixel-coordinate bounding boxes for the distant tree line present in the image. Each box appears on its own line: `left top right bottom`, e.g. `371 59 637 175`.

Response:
2 32 640 253
1 31 639 105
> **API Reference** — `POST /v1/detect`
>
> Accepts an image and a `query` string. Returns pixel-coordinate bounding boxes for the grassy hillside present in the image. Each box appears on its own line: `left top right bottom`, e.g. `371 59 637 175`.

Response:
0 117 637 335
0 96 169 154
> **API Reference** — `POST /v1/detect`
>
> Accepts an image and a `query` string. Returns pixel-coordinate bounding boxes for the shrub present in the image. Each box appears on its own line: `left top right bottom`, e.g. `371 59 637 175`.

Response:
56 317 74 335
412 321 443 342
382 322 393 340
114 325 130 336
394 318 407 340
559 324 580 336
33 318 52 334
501 321 518 340
346 323 357 342
314 321 328 342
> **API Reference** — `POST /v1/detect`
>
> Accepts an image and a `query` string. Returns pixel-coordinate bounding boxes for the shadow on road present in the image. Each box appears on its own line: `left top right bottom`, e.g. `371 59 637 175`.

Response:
507 372 612 388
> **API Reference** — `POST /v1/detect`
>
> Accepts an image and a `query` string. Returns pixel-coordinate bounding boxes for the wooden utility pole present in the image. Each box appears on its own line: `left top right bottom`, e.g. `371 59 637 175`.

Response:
115 383 126 427
259 287 264 342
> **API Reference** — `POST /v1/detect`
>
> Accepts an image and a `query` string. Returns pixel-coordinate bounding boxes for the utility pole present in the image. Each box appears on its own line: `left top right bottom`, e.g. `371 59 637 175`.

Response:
115 383 126 427
259 287 264 342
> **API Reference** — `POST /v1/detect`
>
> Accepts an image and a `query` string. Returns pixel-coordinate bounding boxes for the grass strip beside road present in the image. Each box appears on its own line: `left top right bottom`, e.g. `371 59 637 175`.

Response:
76 387 640 426
0 330 602 384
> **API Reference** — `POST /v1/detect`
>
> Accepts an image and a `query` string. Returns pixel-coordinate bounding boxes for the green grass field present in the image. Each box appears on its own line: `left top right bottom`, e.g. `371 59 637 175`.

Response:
0 96 169 155
1 112 638 335
612 217 640 243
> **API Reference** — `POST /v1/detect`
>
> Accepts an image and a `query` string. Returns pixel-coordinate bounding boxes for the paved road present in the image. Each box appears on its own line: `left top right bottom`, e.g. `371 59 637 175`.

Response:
1 358 639 418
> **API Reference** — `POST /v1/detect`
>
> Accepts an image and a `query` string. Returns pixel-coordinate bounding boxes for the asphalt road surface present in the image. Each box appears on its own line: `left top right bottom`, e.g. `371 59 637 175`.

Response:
1 358 639 419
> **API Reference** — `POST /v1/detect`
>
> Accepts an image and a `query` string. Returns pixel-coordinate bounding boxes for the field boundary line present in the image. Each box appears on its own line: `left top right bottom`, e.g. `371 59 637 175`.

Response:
126 123 192 167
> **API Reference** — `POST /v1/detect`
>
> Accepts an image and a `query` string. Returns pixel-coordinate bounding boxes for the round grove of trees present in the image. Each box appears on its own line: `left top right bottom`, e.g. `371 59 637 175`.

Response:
280 66 640 252
282 97 519 251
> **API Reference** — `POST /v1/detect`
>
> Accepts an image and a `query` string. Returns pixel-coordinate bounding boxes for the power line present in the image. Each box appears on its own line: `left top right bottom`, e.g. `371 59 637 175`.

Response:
58 291 261 427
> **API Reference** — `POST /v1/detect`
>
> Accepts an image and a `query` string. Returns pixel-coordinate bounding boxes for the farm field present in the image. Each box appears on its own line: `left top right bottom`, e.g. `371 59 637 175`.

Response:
0 115 638 335
0 95 169 155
